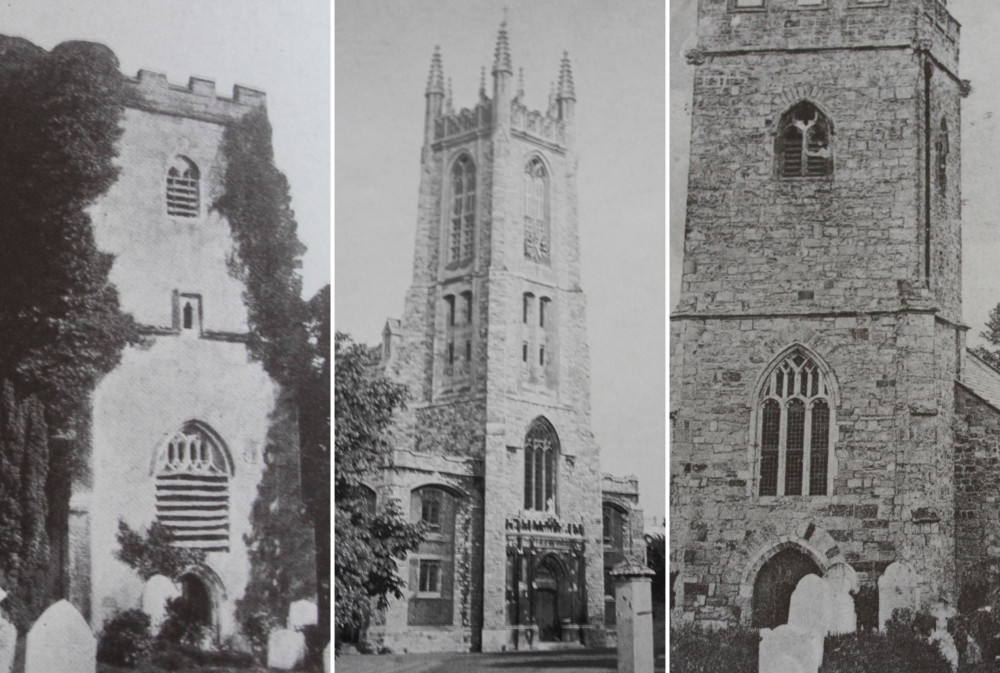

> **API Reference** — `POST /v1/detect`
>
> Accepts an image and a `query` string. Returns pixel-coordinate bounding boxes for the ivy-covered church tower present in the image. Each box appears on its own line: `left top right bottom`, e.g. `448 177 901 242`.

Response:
368 20 620 653
671 0 966 628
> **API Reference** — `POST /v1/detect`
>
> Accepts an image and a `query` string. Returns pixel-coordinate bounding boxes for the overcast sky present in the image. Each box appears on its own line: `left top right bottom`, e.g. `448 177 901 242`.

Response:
335 0 666 519
671 0 1000 346
1 0 330 299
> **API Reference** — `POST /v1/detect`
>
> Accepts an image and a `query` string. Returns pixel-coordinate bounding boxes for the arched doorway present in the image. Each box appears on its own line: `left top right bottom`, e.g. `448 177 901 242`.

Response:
751 547 821 628
533 556 563 642
173 572 215 643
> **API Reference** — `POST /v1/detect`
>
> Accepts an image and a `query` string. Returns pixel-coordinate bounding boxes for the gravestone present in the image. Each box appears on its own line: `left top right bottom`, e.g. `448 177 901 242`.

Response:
0 613 15 673
824 563 858 636
930 602 959 671
878 562 922 631
759 624 823 673
141 574 181 632
268 628 306 670
25 600 95 673
288 598 318 631
788 574 830 635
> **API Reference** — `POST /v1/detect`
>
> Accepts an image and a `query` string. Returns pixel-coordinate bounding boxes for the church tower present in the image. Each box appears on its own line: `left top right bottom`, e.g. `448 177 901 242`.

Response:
371 20 608 652
672 0 966 627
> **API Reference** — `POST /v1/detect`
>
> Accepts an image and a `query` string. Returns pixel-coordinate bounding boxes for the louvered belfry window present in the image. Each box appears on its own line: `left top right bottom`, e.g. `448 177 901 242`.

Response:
757 350 834 497
155 422 231 552
166 156 200 217
778 102 832 178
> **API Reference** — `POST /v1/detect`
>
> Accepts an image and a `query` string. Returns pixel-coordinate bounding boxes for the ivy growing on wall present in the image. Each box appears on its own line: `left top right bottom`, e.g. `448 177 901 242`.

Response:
0 37 137 630
215 106 317 633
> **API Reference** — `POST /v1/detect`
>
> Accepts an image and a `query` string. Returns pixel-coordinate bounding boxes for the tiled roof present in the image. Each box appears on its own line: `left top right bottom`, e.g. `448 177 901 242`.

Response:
963 350 1000 410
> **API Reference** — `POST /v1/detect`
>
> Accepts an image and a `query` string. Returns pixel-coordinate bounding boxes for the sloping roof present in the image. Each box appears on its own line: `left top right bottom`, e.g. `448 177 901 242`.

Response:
963 350 1000 410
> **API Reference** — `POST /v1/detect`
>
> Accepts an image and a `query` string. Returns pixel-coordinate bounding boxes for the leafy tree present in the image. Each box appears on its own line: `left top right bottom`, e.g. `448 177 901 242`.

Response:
300 286 331 643
646 533 666 601
334 333 423 635
972 303 1000 370
114 520 205 582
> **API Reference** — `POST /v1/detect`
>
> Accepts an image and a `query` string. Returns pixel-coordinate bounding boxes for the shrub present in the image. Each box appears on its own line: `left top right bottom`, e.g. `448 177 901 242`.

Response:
97 609 153 668
157 596 210 647
150 643 196 672
669 622 759 673
241 610 277 660
820 610 950 673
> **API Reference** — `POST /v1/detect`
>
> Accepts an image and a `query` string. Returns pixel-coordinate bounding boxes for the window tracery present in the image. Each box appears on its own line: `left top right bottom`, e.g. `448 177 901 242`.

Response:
758 350 833 497
523 418 558 512
167 156 200 217
777 102 833 178
449 155 476 265
523 158 550 264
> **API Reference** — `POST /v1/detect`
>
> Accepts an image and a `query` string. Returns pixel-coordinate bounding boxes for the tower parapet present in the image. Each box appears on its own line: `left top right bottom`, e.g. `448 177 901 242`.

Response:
126 69 265 124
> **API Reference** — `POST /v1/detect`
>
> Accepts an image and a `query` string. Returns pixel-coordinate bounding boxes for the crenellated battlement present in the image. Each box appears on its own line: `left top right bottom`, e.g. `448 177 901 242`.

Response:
125 69 265 125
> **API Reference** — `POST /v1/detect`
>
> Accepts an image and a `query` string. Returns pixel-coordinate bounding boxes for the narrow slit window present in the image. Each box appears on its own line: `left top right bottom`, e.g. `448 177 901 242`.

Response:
465 340 471 361
523 342 528 362
448 341 454 364
461 291 473 324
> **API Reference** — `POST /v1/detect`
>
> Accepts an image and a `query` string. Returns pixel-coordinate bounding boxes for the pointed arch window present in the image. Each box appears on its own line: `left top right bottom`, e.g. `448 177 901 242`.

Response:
523 158 550 264
523 418 558 512
757 350 834 497
449 155 476 265
167 156 201 217
154 422 232 552
777 102 833 178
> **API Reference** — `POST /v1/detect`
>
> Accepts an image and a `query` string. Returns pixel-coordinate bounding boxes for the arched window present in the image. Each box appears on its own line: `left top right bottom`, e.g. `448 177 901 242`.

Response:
449 155 476 265
523 158 550 264
166 156 200 217
776 102 832 178
523 418 558 511
154 422 232 552
757 349 834 496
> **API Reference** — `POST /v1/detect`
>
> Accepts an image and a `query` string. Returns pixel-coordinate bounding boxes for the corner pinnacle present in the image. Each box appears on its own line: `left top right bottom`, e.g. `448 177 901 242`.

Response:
492 18 512 74
557 51 575 101
426 45 444 95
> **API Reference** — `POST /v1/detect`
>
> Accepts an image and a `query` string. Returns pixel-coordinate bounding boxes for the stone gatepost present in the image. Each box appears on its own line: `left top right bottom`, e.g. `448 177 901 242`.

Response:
611 559 656 673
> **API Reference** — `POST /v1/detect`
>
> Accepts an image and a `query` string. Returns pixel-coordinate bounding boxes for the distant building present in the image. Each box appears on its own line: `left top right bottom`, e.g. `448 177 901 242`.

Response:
360 21 644 653
671 0 1000 630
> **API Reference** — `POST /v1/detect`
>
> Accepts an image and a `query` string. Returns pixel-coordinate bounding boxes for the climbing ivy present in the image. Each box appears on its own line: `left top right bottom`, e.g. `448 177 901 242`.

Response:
0 37 137 630
215 106 317 637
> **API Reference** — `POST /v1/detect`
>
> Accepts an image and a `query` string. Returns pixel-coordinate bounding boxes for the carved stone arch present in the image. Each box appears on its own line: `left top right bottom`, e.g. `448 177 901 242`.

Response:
736 527 847 625
447 149 477 174
150 420 234 477
751 343 841 407
769 94 836 136
410 481 468 500
521 149 553 178
177 563 227 643
524 417 560 513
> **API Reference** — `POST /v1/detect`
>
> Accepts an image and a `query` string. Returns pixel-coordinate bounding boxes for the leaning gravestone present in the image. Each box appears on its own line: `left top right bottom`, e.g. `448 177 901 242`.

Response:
878 561 922 631
0 612 15 673
288 598 318 631
759 624 824 673
25 600 95 673
787 574 830 635
268 628 306 670
141 574 181 632
824 563 858 636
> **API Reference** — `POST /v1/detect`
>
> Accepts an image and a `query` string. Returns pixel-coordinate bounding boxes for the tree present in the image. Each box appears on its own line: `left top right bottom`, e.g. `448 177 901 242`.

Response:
973 303 1000 370
334 333 423 636
300 286 331 644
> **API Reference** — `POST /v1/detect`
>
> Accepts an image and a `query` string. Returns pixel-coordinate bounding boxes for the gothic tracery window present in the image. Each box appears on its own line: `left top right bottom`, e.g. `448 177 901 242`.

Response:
449 155 476 265
777 102 833 178
523 417 558 511
154 422 232 552
166 156 200 217
758 349 834 497
523 158 550 264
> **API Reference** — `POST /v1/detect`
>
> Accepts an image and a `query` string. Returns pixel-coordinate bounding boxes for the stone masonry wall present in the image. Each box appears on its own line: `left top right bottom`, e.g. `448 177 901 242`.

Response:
670 310 959 624
954 384 1000 591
